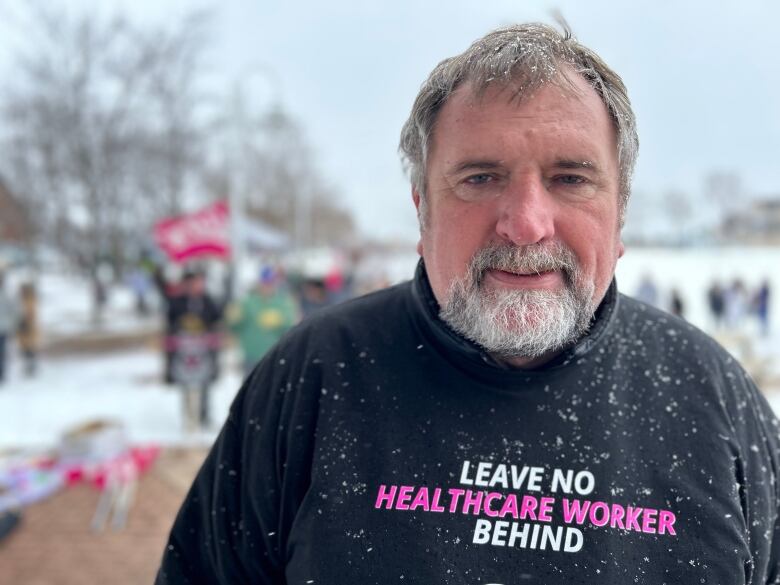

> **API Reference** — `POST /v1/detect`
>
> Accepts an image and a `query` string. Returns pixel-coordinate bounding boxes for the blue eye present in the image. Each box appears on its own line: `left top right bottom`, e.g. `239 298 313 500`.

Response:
466 174 493 185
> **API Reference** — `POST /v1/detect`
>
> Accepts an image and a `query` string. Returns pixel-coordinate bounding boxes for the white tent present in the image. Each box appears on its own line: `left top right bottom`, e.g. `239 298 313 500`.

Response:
240 217 289 252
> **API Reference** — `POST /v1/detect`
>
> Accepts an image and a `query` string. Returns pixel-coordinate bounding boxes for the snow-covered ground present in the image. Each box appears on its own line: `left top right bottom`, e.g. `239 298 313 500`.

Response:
0 245 778 451
616 246 780 336
4 266 160 340
0 347 244 449
2 339 778 451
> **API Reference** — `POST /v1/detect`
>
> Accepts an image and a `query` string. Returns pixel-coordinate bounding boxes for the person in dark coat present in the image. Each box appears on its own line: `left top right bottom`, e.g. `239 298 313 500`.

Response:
156 22 780 584
17 283 38 377
754 279 771 337
707 280 725 329
165 270 223 429
670 288 685 319
0 272 16 384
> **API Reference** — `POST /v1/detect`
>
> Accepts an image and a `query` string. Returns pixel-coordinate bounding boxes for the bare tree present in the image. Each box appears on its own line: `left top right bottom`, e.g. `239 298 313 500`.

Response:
0 5 210 320
2 3 355 326
205 100 355 248
132 11 211 219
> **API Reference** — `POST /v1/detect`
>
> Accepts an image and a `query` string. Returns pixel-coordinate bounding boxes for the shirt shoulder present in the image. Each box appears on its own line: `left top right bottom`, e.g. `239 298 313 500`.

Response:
616 293 743 372
275 281 414 351
616 293 780 446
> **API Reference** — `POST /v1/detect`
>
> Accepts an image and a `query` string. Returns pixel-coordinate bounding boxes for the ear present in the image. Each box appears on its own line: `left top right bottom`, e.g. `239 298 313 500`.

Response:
617 239 625 259
412 186 424 256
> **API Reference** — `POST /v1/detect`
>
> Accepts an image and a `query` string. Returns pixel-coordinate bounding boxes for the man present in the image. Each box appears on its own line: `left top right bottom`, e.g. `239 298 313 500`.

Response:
755 279 771 337
166 270 223 429
16 282 37 377
157 23 780 583
227 265 299 376
0 271 16 383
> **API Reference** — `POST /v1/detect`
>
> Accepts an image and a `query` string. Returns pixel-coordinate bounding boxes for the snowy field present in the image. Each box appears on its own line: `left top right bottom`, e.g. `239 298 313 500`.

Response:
0 348 244 449
4 267 160 339
616 246 780 336
0 245 778 451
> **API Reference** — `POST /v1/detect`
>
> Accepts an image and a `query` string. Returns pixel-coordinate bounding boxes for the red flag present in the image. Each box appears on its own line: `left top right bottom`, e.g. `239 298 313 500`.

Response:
154 200 231 263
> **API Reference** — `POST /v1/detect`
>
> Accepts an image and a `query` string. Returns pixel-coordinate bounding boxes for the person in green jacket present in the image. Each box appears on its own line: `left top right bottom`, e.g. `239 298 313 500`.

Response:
227 266 300 376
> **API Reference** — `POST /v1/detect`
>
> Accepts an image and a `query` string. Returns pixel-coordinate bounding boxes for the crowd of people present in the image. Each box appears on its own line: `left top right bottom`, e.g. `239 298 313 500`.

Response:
0 254 377 411
635 274 772 335
152 261 360 431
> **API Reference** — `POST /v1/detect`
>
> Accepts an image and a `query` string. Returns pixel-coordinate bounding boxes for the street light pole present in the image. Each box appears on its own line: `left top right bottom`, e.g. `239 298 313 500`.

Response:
226 65 283 297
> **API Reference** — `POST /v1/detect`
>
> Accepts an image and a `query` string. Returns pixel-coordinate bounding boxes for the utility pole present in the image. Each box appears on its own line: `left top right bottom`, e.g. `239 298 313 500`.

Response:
224 66 283 296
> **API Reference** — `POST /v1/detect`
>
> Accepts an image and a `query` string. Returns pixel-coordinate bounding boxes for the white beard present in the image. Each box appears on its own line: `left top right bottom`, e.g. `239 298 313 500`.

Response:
439 243 597 359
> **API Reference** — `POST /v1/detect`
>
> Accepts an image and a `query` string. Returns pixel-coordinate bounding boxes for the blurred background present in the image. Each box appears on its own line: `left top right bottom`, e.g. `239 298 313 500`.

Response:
0 1 778 582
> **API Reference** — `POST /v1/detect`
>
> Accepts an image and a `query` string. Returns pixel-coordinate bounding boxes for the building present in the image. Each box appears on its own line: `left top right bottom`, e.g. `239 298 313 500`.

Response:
0 176 31 243
719 198 780 244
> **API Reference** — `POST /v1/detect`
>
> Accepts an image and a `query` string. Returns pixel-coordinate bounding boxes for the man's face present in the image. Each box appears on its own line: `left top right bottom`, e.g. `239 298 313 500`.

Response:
188 276 206 296
415 73 624 366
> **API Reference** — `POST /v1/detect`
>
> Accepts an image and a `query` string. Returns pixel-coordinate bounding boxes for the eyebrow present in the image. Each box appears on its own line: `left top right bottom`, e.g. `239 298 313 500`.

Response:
446 158 605 177
447 160 505 175
553 159 602 174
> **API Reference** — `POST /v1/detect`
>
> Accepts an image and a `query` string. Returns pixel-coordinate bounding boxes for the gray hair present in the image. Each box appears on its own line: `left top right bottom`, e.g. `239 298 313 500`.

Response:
399 22 638 226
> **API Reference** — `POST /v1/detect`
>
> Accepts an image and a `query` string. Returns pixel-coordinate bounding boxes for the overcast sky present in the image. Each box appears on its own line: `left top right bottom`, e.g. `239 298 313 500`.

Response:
2 0 779 241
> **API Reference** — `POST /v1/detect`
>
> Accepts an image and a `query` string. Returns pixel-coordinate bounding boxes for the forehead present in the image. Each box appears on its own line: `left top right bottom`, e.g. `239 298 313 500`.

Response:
430 73 618 165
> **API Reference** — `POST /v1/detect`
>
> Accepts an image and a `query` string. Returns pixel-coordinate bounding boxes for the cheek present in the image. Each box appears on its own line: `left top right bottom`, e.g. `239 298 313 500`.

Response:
430 199 494 245
423 207 492 294
592 234 623 284
563 218 621 277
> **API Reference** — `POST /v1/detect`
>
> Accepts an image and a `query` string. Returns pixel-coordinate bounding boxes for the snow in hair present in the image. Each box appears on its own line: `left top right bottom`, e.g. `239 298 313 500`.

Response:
399 22 639 228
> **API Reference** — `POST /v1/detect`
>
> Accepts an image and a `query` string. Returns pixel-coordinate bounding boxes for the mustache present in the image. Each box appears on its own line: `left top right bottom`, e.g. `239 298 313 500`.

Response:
468 242 579 285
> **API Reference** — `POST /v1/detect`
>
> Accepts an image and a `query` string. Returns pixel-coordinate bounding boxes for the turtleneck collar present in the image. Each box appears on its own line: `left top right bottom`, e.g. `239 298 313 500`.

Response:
410 258 619 379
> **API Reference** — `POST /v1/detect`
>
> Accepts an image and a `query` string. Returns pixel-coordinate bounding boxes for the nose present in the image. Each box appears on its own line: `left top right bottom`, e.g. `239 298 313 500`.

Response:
494 174 556 246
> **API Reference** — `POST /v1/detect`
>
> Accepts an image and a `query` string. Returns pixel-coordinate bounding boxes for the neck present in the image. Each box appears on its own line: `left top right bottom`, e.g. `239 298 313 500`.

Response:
493 347 566 370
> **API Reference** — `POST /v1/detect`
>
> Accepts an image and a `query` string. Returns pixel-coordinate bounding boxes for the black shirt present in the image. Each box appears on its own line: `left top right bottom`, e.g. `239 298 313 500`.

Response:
157 262 780 584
